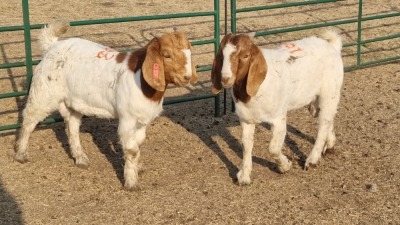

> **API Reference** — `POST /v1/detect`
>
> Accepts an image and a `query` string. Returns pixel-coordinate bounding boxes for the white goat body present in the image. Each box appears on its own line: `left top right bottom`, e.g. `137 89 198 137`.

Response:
212 31 344 185
15 20 197 190
236 34 343 124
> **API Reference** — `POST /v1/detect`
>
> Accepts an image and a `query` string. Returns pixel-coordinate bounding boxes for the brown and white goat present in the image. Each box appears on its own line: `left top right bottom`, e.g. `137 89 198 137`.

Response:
15 20 197 190
211 31 344 185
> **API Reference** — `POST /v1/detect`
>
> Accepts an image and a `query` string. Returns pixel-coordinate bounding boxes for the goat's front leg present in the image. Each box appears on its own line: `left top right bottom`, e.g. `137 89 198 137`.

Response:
237 121 255 185
118 119 143 191
269 118 292 173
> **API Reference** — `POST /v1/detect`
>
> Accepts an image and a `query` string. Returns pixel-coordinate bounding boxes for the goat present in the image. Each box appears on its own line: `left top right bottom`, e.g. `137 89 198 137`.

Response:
211 31 344 185
14 19 198 190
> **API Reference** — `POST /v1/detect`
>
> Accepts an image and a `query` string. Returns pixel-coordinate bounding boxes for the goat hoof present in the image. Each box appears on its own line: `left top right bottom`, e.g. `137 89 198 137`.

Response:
277 161 292 173
237 171 251 185
14 152 29 163
237 179 251 186
74 155 89 169
124 183 141 191
304 162 317 170
75 162 89 169
322 147 335 156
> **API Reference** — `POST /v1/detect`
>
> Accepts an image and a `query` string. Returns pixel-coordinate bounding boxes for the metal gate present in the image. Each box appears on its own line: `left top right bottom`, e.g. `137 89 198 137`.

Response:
0 0 221 131
0 0 399 131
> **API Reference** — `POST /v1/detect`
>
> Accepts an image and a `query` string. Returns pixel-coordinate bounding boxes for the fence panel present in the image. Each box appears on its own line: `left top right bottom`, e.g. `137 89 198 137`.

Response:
1 0 399 131
0 0 221 131
230 0 400 70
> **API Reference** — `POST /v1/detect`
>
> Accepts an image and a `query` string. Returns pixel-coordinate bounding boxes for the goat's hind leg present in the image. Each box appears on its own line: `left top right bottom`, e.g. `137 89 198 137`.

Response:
59 103 88 168
269 118 292 173
305 96 339 169
308 96 320 118
14 108 48 163
15 94 59 162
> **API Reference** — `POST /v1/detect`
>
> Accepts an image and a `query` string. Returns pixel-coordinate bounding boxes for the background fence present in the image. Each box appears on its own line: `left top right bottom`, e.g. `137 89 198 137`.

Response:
0 0 221 131
231 0 400 70
0 0 399 132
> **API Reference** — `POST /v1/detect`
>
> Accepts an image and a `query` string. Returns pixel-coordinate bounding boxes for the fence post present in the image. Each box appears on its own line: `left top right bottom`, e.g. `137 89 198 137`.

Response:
230 0 236 34
214 0 221 117
230 0 236 113
356 0 363 66
22 0 34 92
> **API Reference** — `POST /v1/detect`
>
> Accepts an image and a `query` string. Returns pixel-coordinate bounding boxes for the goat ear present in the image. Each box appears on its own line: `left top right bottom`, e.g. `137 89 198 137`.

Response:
149 31 163 38
211 56 223 94
247 32 256 38
211 34 232 94
190 61 199 83
142 38 166 92
246 44 267 97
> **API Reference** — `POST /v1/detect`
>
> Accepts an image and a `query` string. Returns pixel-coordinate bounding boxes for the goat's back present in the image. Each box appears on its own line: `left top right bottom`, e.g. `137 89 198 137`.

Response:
245 36 343 115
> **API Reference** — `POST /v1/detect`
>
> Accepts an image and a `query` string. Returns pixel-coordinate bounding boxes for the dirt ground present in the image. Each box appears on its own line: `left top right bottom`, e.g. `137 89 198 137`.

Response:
1 0 399 224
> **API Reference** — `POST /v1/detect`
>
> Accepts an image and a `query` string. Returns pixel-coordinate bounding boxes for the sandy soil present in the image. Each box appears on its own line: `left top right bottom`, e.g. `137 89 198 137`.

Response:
1 0 399 224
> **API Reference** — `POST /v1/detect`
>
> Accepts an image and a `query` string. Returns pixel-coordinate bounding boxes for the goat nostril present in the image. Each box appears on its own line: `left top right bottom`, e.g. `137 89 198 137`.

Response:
184 75 191 81
222 77 230 83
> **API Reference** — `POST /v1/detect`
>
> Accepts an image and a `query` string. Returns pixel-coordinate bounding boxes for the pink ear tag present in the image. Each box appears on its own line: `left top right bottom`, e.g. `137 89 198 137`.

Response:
153 63 159 80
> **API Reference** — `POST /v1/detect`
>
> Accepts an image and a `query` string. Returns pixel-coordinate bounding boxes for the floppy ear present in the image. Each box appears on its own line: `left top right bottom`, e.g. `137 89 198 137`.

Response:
211 34 232 94
246 44 267 97
190 61 198 83
211 55 223 94
142 38 166 92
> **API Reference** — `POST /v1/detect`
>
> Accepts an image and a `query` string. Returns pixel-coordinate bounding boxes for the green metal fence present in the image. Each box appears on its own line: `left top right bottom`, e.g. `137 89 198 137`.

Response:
0 0 221 131
230 0 400 70
1 0 399 131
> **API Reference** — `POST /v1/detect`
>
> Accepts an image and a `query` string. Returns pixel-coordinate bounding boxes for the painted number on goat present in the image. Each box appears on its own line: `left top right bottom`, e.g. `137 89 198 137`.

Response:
282 42 302 54
97 47 116 60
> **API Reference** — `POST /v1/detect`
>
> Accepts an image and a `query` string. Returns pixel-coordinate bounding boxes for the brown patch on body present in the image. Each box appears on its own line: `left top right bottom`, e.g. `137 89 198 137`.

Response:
116 52 127 63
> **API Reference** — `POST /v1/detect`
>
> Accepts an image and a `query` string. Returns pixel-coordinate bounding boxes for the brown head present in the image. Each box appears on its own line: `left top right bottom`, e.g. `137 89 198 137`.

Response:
141 32 198 92
211 33 267 102
120 32 198 101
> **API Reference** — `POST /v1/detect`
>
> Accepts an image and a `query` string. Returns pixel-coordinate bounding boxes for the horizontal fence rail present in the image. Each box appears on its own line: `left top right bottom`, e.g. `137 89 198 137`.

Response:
0 0 221 131
230 0 400 71
1 0 399 131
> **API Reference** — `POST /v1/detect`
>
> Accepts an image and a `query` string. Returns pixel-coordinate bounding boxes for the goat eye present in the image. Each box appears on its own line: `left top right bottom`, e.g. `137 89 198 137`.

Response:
163 53 171 58
243 55 249 59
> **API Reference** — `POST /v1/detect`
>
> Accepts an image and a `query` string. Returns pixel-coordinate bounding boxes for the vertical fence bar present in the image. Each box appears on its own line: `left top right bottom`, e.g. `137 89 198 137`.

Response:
230 0 236 113
22 0 34 92
223 0 227 115
230 0 236 34
356 0 363 65
214 0 221 117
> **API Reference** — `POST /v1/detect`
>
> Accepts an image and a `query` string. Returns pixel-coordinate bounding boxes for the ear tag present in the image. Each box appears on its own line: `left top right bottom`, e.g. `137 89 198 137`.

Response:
153 63 159 80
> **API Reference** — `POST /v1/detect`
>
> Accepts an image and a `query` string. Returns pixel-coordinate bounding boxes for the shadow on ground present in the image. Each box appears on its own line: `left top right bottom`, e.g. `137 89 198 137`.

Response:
0 178 25 225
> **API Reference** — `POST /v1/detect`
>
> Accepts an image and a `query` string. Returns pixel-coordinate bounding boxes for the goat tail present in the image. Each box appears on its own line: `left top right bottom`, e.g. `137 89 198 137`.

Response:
39 19 70 53
319 29 342 52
